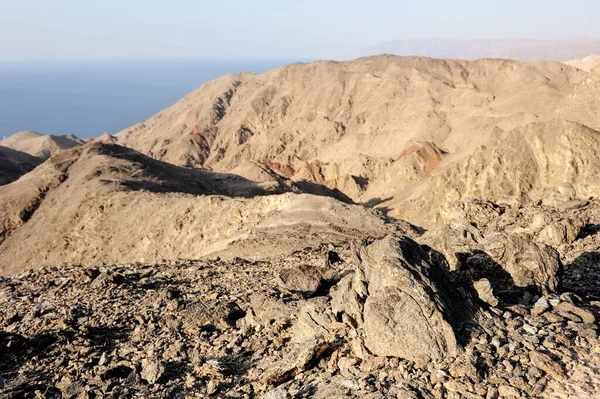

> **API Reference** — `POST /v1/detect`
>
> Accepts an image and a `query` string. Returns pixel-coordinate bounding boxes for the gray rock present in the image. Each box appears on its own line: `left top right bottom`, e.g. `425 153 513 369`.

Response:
553 301 595 323
277 264 324 297
473 278 499 307
418 219 484 271
141 357 166 385
483 233 563 295
183 300 245 330
331 274 364 326
531 297 550 316
529 350 566 380
243 293 298 327
261 338 332 385
261 386 288 399
292 297 335 342
333 235 474 361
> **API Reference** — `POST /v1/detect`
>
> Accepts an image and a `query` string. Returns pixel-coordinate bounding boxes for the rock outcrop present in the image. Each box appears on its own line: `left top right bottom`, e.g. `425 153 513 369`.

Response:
333 236 474 361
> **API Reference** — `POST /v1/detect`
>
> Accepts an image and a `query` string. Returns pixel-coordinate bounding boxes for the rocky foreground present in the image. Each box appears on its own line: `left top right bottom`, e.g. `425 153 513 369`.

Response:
1 226 599 398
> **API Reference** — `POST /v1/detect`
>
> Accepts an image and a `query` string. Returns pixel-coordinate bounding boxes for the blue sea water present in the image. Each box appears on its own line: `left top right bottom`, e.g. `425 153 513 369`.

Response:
0 59 296 139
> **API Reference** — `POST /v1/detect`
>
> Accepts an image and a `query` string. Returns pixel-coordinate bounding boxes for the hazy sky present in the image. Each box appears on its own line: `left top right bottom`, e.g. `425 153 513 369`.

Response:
1 0 598 61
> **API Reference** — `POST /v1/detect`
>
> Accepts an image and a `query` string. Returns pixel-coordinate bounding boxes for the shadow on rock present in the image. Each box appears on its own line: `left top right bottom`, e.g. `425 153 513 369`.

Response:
565 251 600 300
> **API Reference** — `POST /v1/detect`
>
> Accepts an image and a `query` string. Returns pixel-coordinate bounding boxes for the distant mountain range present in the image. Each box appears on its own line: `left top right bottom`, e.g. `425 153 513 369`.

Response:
357 37 600 62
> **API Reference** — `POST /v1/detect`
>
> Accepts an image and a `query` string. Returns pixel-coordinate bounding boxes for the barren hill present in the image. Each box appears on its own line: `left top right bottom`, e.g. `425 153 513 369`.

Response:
565 54 600 71
361 37 600 62
113 55 596 226
0 130 84 159
0 142 392 275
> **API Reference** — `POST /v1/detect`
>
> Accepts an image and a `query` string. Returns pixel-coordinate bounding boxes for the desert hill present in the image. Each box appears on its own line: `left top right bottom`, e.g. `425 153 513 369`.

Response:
0 130 84 159
558 64 600 132
565 54 600 71
112 55 597 226
0 142 392 275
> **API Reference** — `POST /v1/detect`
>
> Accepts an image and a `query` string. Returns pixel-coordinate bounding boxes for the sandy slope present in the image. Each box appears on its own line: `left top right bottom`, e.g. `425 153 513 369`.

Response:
564 54 600 71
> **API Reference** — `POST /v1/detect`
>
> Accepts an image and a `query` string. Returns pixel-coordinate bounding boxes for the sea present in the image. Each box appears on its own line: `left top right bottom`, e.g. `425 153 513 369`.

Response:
0 59 297 139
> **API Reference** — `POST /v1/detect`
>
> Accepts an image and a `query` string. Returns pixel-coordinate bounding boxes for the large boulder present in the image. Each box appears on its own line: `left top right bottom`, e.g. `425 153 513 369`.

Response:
332 235 474 361
482 233 563 295
419 219 484 271
418 219 564 299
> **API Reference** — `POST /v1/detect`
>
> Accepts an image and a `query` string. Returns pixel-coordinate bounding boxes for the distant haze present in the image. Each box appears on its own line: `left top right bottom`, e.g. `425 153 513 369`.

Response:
358 37 600 62
1 0 599 61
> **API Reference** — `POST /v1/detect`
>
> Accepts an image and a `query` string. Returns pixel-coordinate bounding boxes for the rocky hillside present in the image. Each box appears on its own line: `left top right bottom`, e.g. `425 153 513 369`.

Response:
112 55 599 226
2 211 599 398
2 55 600 398
0 142 392 275
565 54 600 71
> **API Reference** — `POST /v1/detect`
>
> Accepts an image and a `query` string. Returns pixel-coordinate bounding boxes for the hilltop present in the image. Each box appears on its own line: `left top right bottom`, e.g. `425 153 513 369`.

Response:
0 130 84 159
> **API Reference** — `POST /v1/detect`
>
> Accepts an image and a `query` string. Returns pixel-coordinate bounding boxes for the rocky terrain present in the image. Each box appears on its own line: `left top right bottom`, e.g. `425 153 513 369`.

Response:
109 55 600 225
2 207 599 398
2 55 600 398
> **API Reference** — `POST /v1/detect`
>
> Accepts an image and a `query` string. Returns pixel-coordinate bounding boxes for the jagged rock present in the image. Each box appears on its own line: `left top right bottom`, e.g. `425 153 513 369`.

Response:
331 274 364 327
529 351 566 380
498 384 521 397
243 293 298 327
553 302 595 323
333 235 474 361
419 220 484 271
482 233 563 295
391 381 436 399
141 357 166 385
473 279 499 307
536 216 586 246
260 338 332 386
443 199 504 231
261 386 288 399
182 300 245 331
292 297 336 342
531 297 550 316
277 264 324 297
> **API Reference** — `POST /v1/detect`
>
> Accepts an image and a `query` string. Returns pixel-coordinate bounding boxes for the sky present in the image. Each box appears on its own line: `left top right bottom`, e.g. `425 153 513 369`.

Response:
0 0 598 61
